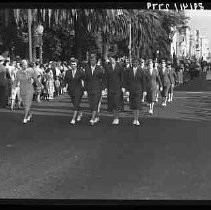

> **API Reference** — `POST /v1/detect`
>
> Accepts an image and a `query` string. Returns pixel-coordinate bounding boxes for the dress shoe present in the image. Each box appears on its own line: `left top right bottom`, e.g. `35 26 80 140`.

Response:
136 120 140 126
23 118 28 124
27 114 32 122
70 119 76 124
112 119 119 125
149 109 153 115
90 119 95 126
76 114 82 122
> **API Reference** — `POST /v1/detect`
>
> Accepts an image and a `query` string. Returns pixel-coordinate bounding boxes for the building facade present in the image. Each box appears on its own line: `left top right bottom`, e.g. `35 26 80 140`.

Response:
171 25 210 61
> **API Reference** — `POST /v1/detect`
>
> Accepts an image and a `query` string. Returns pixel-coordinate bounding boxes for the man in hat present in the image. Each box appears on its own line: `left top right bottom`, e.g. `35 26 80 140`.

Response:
64 57 85 124
104 55 125 125
0 55 7 108
84 53 105 126
125 58 147 126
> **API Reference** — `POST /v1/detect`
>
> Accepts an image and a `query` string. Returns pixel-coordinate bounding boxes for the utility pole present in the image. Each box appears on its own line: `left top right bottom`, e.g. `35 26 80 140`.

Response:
27 9 33 62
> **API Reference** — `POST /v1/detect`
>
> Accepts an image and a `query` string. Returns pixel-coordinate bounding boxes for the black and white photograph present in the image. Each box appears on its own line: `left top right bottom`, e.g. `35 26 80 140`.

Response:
0 1 211 205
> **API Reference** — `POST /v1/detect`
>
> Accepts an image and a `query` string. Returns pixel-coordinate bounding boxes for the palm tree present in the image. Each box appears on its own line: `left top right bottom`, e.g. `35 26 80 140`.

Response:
9 8 188 61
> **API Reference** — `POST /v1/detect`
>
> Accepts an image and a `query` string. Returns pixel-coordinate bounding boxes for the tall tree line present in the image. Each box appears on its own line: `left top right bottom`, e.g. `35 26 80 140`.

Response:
0 8 188 61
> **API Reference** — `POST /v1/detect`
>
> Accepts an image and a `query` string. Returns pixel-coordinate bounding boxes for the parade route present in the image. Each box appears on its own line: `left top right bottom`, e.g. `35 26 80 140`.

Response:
0 87 211 200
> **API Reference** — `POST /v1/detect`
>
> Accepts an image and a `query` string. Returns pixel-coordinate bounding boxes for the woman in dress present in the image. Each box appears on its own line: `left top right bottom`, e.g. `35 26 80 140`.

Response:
125 58 147 126
46 66 55 100
15 60 38 123
145 59 162 115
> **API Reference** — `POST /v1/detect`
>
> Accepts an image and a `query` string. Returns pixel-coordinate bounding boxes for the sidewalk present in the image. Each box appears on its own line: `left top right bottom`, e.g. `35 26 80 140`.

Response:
175 72 211 92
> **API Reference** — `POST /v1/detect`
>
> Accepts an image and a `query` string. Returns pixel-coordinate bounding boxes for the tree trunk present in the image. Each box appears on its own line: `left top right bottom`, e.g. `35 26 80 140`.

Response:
102 33 109 62
74 16 83 62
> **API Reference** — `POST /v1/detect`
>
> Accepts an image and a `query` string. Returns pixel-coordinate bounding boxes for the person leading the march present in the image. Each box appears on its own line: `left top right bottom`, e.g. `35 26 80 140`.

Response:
104 55 125 125
125 58 147 126
63 58 85 125
84 53 105 126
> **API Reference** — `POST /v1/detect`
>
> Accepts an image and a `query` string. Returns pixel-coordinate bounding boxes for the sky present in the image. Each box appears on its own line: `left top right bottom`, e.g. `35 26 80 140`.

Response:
185 10 211 49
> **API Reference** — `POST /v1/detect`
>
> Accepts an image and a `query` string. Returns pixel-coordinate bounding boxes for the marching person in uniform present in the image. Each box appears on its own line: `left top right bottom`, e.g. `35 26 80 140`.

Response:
145 59 162 115
154 59 160 102
84 53 105 126
63 58 85 124
139 58 147 102
167 61 177 103
104 56 125 125
125 58 147 126
124 58 131 102
159 60 171 107
14 60 38 124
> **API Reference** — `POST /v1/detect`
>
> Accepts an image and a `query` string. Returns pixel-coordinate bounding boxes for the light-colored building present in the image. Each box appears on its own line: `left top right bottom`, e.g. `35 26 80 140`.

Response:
170 25 210 61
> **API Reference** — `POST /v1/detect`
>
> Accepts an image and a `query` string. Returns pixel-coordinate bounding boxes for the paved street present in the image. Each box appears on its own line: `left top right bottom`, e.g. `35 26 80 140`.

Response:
0 78 211 200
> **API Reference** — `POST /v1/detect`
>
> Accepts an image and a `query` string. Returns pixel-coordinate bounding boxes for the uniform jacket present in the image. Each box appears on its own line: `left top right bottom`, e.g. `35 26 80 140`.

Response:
84 64 104 94
63 68 85 94
104 62 124 92
159 68 171 87
168 67 178 85
145 68 162 91
125 67 147 93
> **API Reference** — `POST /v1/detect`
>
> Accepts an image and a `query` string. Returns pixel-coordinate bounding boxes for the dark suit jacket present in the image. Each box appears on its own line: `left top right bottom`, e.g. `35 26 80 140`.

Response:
63 68 85 95
125 67 147 93
168 68 177 85
104 63 124 92
159 69 171 87
0 64 7 87
145 68 162 92
84 64 104 94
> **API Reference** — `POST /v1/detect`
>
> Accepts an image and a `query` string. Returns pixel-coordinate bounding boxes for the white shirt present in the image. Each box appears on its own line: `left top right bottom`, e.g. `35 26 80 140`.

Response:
91 65 96 75
112 64 116 70
133 67 137 76
72 69 76 78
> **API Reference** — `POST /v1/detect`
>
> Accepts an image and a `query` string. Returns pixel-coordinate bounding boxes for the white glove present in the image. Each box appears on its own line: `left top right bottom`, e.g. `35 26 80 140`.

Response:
126 91 130 96
84 91 88 97
122 88 125 93
160 87 163 91
143 91 147 97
